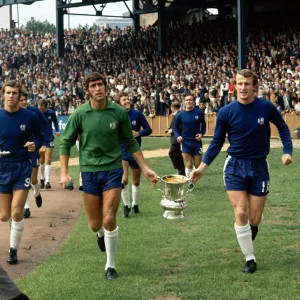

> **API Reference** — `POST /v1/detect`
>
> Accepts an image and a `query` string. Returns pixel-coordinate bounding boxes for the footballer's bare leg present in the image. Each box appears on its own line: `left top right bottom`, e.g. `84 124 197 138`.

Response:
121 161 130 217
248 194 266 241
228 190 257 273
8 190 29 264
131 166 142 215
102 187 122 279
44 148 53 189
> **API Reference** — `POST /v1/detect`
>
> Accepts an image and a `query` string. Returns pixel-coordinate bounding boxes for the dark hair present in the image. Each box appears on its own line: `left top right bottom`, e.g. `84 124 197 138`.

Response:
119 92 128 100
1 80 22 96
236 69 258 86
21 89 28 97
84 72 107 91
171 101 181 109
38 99 48 108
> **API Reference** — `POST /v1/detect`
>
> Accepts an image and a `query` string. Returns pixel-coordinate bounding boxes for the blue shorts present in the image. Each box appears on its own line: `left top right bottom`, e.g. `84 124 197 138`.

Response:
0 161 32 193
122 149 139 169
223 156 270 196
181 139 203 156
45 135 55 148
124 156 139 169
121 144 140 169
30 151 40 168
82 168 123 196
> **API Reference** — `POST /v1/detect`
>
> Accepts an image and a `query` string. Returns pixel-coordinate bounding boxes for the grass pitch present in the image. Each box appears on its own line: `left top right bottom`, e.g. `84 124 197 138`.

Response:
52 136 209 162
17 148 300 300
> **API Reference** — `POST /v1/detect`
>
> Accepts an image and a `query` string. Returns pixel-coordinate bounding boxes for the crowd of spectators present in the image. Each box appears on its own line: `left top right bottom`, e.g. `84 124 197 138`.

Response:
0 14 300 116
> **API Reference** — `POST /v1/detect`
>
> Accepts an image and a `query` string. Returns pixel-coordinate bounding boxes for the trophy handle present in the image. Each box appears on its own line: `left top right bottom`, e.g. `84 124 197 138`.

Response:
155 176 165 195
186 179 195 193
186 187 194 193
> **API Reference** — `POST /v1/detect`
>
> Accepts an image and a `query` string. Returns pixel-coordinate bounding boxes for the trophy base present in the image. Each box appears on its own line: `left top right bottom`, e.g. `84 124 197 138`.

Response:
163 210 184 219
160 198 187 220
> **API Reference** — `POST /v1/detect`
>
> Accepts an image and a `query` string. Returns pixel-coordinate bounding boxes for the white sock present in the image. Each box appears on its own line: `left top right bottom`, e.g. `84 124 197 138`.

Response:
185 168 193 180
234 222 256 262
97 226 104 238
104 226 119 270
40 164 45 180
31 182 40 197
76 140 80 151
132 184 140 206
79 172 82 187
121 185 130 207
10 219 24 250
45 165 52 183
24 195 30 209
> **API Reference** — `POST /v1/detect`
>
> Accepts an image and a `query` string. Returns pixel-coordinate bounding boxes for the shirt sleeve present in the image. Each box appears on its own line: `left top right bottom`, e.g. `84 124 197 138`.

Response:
269 103 293 155
60 112 79 156
31 114 44 150
52 112 59 132
119 110 140 155
202 111 227 165
137 112 152 137
36 109 53 143
173 113 181 139
200 111 206 136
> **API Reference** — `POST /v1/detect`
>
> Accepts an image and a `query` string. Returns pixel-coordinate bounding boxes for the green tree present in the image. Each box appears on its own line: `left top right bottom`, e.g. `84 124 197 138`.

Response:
91 22 100 31
25 17 56 35
76 24 89 32
76 23 99 32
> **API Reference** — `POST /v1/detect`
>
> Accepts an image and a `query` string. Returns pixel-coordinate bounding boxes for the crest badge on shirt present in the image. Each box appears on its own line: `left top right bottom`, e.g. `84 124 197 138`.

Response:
195 116 199 119
20 125 26 131
132 120 136 126
110 122 117 130
257 117 264 125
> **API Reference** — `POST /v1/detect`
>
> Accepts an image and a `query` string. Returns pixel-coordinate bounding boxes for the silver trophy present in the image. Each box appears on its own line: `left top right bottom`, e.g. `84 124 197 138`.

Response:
157 175 193 220
0 150 11 157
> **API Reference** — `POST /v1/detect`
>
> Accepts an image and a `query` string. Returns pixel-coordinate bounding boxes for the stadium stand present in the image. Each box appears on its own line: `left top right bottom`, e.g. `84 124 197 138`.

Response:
0 15 300 116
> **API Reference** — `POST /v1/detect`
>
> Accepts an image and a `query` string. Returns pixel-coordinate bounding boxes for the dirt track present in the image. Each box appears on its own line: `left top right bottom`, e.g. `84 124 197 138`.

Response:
0 169 82 279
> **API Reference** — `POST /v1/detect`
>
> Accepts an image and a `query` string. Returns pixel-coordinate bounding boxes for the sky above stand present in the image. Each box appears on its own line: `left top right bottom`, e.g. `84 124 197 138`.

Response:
1 1 217 29
12 0 132 28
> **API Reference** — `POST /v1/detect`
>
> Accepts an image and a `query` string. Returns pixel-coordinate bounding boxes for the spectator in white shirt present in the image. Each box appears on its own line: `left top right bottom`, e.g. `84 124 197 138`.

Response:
220 79 229 107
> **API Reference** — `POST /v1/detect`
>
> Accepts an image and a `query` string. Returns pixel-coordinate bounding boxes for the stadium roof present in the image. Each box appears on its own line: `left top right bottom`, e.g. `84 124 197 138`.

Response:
1 0 299 9
0 0 121 8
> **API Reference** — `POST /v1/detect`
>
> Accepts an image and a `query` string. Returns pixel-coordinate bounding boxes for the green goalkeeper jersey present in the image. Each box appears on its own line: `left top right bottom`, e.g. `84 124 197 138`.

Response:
60 100 141 172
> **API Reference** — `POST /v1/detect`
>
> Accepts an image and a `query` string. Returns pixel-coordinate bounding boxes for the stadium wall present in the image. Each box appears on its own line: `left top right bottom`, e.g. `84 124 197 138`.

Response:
146 114 300 139
56 115 300 139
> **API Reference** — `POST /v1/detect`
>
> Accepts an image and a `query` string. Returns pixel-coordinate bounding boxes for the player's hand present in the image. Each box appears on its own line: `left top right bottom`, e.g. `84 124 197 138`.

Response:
132 130 139 138
190 169 205 184
143 168 158 187
282 154 292 165
24 141 36 152
39 146 46 153
177 136 183 143
56 132 61 137
59 173 73 189
195 134 202 141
